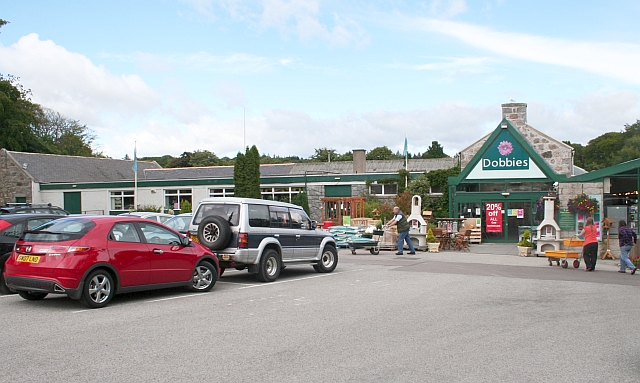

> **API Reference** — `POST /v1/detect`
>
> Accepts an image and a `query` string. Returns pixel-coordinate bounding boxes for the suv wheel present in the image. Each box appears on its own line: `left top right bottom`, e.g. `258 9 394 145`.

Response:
257 249 281 282
314 245 338 273
197 216 232 250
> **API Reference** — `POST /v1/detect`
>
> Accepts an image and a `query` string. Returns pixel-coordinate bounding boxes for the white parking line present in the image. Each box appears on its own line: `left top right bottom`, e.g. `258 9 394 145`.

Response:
238 269 363 290
73 307 113 314
217 281 259 287
0 294 18 298
146 292 209 303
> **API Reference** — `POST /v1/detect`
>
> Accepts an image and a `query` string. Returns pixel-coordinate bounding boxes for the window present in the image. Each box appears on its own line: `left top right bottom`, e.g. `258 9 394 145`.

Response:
290 209 311 229
261 186 304 202
109 222 141 242
480 183 506 192
1 222 24 238
430 185 443 194
26 218 56 230
369 183 398 195
138 222 182 245
248 204 270 228
209 188 234 197
269 206 291 228
193 203 240 226
110 191 134 211
165 189 192 211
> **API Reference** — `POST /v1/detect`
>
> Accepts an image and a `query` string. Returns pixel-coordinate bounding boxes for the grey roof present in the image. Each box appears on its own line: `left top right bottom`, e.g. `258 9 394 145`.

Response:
8 151 161 184
143 164 295 180
290 158 457 175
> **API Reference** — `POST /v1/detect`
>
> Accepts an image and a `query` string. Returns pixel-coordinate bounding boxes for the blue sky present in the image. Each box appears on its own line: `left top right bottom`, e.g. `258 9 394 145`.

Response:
1 0 639 160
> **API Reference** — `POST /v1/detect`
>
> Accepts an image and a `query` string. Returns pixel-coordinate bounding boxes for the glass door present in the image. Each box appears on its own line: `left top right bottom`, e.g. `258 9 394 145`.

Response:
506 201 532 242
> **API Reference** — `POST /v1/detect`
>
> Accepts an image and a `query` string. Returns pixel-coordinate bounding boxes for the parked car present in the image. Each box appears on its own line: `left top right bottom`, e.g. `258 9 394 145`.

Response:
188 197 337 282
164 213 193 234
0 214 62 294
118 212 174 223
0 204 69 216
4 216 219 308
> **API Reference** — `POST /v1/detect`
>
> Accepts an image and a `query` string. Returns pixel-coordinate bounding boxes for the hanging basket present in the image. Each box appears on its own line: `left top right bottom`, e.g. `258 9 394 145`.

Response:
567 193 599 215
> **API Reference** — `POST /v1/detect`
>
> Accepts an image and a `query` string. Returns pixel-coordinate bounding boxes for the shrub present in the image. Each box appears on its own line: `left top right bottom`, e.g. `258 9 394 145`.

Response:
426 228 438 243
518 230 533 247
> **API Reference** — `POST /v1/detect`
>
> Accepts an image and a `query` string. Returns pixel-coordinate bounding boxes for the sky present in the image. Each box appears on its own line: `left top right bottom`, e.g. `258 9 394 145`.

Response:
1 0 640 160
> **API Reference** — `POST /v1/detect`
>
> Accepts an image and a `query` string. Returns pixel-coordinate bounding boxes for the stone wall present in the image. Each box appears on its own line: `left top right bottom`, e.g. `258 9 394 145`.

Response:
0 149 33 206
307 184 324 222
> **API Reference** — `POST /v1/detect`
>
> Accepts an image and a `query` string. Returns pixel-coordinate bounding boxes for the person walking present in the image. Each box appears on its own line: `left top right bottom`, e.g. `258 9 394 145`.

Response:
384 206 416 255
617 220 637 274
576 217 598 271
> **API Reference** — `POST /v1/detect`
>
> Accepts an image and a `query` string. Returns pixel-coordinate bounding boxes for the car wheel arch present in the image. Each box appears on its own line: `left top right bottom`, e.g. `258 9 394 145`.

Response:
79 263 120 293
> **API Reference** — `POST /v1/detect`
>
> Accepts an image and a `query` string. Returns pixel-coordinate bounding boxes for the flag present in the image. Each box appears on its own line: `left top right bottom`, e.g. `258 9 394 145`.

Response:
132 145 138 173
403 136 408 160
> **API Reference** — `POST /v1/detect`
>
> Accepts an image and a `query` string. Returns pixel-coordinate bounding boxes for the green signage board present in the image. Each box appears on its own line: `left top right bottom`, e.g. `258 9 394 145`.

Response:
558 209 575 231
482 130 530 171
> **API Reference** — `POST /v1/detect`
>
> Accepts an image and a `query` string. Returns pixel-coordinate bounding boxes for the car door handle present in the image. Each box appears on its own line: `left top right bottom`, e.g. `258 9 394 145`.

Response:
153 249 163 254
296 235 301 239
274 234 279 237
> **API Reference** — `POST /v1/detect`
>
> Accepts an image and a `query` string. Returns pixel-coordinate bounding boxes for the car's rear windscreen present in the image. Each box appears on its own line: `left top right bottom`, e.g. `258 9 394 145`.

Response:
23 218 96 242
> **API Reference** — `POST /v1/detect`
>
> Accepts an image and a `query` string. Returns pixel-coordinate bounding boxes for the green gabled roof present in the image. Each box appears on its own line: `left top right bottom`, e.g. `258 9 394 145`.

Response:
449 119 565 185
567 158 640 182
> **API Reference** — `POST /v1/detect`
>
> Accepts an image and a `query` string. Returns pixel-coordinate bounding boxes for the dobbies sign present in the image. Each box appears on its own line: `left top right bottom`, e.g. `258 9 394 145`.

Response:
482 131 529 171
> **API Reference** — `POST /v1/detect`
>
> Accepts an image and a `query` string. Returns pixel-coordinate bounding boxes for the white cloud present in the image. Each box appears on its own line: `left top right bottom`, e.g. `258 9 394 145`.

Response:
215 81 247 109
430 0 468 18
396 15 640 85
185 0 369 47
0 34 160 127
527 91 640 145
389 56 491 76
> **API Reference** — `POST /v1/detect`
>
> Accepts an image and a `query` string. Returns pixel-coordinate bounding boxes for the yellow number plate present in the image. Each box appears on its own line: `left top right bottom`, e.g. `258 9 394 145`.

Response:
16 255 41 264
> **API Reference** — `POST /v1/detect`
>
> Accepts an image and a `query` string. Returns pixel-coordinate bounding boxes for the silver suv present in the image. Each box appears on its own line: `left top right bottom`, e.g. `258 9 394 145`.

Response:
188 197 337 282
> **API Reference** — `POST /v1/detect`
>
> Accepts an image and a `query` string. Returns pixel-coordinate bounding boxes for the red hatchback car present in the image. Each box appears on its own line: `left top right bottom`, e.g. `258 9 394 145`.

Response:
4 216 219 308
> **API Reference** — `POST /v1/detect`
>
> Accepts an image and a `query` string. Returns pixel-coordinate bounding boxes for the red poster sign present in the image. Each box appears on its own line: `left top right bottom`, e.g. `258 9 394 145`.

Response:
485 202 503 233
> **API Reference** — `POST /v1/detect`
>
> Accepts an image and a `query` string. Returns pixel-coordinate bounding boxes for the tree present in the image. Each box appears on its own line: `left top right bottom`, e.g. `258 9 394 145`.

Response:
310 147 337 162
366 146 397 160
167 152 192 168
563 141 585 169
32 108 97 156
291 192 310 214
189 149 219 167
233 145 261 199
0 74 39 151
0 19 8 32
421 141 448 159
582 132 624 170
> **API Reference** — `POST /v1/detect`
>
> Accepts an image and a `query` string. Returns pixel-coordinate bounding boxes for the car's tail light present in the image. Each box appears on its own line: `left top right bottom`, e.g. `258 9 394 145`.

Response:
238 233 248 249
14 244 90 255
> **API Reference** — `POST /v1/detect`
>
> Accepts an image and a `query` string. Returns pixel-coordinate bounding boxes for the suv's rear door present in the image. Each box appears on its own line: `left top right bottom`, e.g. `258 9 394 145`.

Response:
269 206 295 260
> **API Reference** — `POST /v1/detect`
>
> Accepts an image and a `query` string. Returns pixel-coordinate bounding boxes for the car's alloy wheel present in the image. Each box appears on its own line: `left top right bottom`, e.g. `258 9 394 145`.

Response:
80 270 114 309
190 261 217 292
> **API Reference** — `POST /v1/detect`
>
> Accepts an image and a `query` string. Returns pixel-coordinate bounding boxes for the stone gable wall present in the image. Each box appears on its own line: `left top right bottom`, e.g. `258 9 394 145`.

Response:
0 149 33 206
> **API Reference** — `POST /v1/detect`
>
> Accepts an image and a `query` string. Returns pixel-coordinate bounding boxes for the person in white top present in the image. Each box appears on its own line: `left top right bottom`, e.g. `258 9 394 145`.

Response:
384 206 416 255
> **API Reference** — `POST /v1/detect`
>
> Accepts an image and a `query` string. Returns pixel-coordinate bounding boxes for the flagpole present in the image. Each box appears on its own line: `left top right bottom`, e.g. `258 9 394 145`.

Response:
133 142 138 212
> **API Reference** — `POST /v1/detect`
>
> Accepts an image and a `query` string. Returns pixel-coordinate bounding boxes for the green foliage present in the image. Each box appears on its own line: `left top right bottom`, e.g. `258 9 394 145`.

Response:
32 108 97 157
0 74 39 152
188 150 219 167
421 141 449 159
425 165 461 218
518 230 533 247
0 19 8 31
407 173 431 198
397 169 410 193
291 192 310 215
426 228 438 243
233 146 261 199
367 146 399 160
136 204 161 212
310 147 337 162
180 199 192 214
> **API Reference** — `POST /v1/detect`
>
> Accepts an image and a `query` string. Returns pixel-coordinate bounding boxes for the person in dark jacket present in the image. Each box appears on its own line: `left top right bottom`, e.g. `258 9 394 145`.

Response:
617 220 637 274
384 206 416 255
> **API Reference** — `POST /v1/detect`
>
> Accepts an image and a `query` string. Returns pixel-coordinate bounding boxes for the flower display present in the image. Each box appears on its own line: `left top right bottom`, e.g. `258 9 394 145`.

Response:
567 193 599 214
497 140 513 156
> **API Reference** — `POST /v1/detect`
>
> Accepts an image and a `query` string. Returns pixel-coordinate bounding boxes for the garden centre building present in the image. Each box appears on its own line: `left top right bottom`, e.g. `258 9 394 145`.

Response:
1 102 639 244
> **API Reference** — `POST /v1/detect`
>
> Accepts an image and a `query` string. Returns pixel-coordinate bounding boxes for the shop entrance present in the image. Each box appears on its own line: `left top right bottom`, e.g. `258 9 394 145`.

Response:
481 200 532 242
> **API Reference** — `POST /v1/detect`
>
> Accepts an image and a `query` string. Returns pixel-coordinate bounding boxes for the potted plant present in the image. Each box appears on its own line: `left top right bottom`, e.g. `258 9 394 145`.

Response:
426 228 440 253
517 230 533 257
567 193 599 215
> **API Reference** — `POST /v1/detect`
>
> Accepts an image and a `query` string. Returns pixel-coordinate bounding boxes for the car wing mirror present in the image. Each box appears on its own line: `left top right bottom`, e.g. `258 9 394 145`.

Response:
181 235 191 246
310 220 318 229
